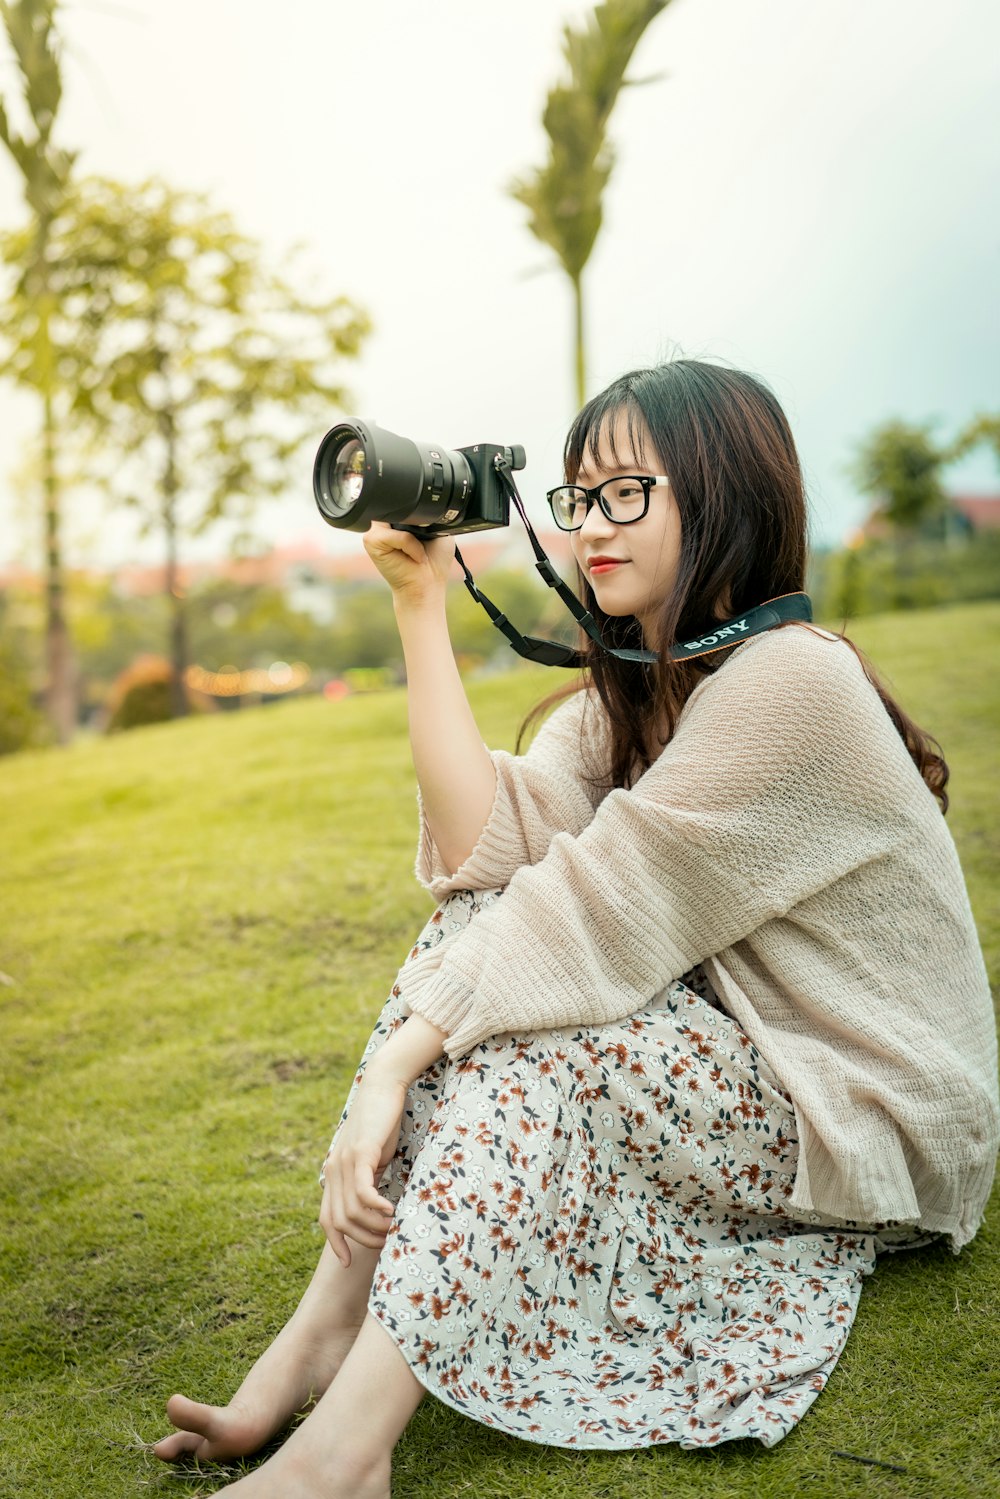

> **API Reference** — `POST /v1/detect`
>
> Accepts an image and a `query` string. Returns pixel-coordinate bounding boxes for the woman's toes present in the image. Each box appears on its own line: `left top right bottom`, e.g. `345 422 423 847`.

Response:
151 1427 207 1461
154 1393 258 1462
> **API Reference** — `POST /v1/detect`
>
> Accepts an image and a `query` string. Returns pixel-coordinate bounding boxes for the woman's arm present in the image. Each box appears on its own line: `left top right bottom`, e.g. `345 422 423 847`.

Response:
364 522 496 874
399 629 909 1058
365 1012 450 1087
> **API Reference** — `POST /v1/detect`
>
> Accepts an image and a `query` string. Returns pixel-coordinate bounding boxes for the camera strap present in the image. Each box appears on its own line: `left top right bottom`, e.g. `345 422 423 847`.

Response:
451 456 812 668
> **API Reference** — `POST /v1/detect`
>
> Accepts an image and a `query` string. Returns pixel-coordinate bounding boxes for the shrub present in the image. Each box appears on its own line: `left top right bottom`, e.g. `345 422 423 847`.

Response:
810 532 1000 621
104 655 210 732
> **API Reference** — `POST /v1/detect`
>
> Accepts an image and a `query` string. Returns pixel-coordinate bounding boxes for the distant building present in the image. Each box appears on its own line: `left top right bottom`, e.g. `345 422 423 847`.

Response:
0 529 576 623
949 494 1000 532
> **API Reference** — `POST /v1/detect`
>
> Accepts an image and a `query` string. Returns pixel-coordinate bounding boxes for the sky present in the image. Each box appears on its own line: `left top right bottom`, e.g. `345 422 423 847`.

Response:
0 0 997 571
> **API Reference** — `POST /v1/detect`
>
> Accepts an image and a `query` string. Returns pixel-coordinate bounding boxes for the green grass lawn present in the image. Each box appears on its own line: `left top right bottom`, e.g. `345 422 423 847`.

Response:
1 600 997 1499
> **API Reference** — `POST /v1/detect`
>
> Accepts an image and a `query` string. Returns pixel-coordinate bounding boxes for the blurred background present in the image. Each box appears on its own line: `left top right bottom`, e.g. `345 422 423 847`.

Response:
1 0 998 748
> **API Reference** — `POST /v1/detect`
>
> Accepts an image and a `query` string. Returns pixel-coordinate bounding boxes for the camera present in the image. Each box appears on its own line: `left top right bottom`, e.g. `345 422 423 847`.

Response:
313 420 526 537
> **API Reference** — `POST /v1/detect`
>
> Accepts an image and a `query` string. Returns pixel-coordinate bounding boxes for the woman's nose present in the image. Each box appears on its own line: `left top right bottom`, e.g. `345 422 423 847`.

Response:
578 498 617 541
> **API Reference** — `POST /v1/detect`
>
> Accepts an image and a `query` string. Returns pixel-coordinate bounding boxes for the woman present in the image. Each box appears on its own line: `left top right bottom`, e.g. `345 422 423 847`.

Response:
154 361 998 1496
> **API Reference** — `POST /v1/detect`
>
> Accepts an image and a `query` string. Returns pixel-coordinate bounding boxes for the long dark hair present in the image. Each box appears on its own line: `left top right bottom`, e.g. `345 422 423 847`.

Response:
519 359 949 810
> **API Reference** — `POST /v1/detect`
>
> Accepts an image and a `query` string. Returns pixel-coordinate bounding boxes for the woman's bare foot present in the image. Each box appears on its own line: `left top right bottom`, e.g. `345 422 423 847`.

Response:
151 1325 361 1462
192 1314 423 1497
153 1239 384 1464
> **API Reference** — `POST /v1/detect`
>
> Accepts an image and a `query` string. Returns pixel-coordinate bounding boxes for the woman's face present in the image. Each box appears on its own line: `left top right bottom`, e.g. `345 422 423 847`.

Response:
568 409 681 647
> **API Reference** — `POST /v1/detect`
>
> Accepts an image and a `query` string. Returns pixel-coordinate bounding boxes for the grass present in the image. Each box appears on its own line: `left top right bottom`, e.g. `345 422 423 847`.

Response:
0 599 997 1499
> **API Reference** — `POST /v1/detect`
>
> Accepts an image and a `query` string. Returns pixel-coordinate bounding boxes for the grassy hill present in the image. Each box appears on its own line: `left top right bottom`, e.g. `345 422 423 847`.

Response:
1 600 997 1498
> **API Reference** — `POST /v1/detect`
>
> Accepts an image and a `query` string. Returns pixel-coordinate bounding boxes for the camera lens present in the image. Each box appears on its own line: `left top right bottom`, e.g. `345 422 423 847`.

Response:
318 433 366 518
330 437 365 514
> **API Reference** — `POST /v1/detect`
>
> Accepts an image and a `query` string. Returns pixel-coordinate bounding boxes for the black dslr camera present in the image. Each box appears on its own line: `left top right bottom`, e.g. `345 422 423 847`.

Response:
313 420 527 538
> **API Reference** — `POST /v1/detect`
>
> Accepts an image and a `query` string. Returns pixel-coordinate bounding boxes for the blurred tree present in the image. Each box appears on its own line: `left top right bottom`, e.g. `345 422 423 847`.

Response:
849 419 950 609
2 174 370 716
324 586 402 675
0 0 77 739
949 412 1000 468
850 419 948 534
64 578 166 723
816 405 1000 620
187 578 330 672
509 0 670 406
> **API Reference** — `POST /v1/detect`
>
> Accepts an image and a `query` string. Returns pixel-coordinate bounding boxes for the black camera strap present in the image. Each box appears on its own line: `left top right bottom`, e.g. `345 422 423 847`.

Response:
451 455 812 668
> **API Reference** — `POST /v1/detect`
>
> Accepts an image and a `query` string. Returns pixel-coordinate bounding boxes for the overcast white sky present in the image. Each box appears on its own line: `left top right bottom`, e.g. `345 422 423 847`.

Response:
0 0 997 569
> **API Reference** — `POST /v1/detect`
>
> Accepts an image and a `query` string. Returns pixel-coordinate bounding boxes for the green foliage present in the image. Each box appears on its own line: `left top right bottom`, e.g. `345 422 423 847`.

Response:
0 631 45 753
0 174 371 715
0 0 74 220
0 603 997 1494
325 585 404 675
843 411 1000 615
810 532 1000 620
949 411 1000 466
187 579 333 675
509 0 670 402
849 418 948 532
0 174 371 537
510 0 670 280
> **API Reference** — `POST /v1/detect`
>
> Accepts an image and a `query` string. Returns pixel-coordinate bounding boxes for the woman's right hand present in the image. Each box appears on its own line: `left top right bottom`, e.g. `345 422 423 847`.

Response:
363 521 456 609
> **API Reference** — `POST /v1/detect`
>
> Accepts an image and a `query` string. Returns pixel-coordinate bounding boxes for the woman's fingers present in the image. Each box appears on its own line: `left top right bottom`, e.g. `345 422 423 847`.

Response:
365 520 425 566
321 1178 352 1268
363 520 456 597
326 1158 392 1252
355 1161 395 1219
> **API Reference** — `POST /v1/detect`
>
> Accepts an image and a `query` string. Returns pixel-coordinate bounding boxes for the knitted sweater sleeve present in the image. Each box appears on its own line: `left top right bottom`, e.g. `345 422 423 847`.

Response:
405 628 897 1057
415 687 605 898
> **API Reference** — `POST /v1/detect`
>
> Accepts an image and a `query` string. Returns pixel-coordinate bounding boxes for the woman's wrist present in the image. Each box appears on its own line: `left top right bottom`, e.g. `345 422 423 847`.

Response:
366 1013 450 1087
392 588 448 624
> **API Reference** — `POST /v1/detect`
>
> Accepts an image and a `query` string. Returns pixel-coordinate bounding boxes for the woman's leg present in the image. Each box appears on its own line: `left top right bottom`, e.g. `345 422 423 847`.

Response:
195 1313 426 1498
153 1239 384 1462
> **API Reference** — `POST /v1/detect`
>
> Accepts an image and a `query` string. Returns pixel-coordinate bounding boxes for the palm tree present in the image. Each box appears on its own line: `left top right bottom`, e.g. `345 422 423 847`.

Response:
0 0 77 740
509 0 671 407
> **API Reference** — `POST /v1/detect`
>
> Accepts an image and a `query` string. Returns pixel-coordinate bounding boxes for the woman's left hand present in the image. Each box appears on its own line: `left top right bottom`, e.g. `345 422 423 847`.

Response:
319 1072 407 1268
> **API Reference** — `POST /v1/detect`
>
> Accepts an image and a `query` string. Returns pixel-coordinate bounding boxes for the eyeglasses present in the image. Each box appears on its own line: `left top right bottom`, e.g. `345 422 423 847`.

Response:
546 474 670 532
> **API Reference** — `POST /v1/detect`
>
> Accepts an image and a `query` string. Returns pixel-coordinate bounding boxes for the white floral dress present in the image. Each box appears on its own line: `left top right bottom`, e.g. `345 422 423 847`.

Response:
323 891 930 1451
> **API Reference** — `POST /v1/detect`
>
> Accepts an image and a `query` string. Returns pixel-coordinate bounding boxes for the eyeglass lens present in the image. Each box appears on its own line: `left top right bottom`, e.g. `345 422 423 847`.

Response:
549 476 649 530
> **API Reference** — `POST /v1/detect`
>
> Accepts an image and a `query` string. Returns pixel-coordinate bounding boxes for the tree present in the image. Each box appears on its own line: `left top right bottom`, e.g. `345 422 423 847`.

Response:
0 0 77 739
3 175 370 715
848 419 950 609
949 412 1000 468
509 0 670 406
849 419 948 534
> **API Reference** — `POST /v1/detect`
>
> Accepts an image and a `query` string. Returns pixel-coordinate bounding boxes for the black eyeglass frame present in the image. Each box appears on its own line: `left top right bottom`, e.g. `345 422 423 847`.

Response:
546 474 670 532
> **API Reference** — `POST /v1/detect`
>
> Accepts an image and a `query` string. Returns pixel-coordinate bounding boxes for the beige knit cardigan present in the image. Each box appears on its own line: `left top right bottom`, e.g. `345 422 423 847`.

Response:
402 624 999 1251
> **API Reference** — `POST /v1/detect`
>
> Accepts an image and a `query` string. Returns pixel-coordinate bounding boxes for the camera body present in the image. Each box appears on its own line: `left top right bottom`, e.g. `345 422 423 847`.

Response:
313 420 526 537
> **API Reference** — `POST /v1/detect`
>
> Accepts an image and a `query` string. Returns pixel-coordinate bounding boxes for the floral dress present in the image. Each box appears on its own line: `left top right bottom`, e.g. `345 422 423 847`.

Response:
323 891 930 1451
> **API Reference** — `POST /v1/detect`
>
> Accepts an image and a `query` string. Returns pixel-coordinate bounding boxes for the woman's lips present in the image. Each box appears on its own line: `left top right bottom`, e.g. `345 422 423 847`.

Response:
588 558 627 575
